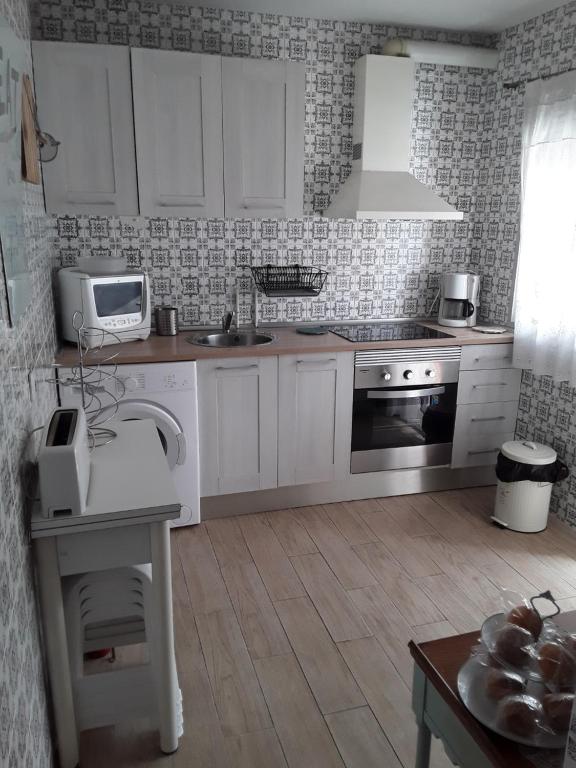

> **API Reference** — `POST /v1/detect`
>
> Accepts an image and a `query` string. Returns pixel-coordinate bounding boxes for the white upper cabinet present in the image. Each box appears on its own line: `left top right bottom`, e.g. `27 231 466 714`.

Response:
32 42 138 216
222 58 305 218
131 49 224 218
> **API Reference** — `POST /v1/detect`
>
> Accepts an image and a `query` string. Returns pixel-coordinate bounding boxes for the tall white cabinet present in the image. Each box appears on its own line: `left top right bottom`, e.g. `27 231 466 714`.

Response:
278 353 353 486
32 43 138 215
197 357 278 496
222 58 305 218
131 50 224 218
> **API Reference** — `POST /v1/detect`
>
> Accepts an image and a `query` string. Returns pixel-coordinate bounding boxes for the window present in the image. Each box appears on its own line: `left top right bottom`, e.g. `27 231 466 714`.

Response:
513 71 576 385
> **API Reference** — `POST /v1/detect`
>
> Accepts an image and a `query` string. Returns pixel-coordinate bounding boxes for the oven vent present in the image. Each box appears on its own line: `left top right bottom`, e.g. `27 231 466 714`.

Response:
355 347 461 366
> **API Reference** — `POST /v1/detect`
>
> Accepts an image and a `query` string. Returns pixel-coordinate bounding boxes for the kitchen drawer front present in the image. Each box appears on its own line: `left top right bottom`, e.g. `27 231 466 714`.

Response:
454 401 519 438
457 368 521 405
452 430 514 468
460 343 514 371
57 526 151 576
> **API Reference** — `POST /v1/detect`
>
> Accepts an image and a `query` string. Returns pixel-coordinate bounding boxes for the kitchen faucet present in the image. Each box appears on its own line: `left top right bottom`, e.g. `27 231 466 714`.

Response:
222 311 235 333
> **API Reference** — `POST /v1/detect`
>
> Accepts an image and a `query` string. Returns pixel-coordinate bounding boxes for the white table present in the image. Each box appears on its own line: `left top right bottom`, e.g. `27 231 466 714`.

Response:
31 420 181 768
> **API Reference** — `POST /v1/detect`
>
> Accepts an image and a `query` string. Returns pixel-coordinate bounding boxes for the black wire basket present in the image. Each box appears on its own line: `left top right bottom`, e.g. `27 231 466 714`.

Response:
250 264 329 297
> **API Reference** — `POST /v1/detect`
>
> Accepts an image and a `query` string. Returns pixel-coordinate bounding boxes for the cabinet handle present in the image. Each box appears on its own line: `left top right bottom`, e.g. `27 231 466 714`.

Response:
470 416 506 423
215 364 258 371
296 358 337 365
472 382 508 388
467 448 500 455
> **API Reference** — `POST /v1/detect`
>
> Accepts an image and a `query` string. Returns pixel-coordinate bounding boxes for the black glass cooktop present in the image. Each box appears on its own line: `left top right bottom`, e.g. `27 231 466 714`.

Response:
329 322 453 343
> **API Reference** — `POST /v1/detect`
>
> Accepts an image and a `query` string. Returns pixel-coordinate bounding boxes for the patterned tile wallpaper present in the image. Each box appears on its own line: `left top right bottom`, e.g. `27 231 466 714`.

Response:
30 0 576 525
32 0 496 325
483 2 576 525
0 0 57 764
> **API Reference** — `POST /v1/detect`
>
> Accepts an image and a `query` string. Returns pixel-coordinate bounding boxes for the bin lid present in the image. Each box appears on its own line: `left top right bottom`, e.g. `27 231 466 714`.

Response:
501 440 557 466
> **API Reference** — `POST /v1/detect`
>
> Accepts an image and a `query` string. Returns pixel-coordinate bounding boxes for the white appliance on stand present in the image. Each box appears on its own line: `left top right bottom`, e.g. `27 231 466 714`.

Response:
58 361 200 526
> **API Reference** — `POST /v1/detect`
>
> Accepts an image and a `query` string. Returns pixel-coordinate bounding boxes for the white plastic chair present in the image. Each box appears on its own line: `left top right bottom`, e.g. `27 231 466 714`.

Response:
62 565 183 736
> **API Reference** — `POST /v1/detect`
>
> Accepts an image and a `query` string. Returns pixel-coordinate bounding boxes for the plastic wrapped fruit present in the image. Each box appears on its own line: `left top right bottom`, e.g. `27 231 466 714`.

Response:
485 668 526 701
494 623 534 669
496 695 544 739
507 605 543 641
538 642 576 689
542 693 575 732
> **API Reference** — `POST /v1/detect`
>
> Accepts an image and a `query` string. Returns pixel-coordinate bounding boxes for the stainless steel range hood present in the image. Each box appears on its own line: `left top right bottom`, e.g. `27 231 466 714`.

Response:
323 55 463 221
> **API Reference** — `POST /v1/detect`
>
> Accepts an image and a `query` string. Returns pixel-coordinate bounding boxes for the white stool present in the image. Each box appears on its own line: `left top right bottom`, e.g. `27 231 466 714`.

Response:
63 565 183 741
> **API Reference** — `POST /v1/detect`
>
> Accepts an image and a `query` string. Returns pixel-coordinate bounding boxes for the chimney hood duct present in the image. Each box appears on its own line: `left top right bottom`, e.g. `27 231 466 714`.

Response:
323 55 464 221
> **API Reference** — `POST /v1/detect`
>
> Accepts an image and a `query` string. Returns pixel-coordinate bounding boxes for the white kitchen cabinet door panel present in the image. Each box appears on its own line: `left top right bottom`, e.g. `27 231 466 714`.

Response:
452 431 515 468
460 344 514 371
198 358 277 496
131 49 224 217
278 353 353 487
457 368 521 405
222 58 305 218
32 42 138 215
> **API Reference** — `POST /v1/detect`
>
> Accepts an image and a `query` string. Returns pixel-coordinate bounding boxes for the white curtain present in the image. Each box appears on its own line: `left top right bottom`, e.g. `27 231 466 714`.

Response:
513 71 576 385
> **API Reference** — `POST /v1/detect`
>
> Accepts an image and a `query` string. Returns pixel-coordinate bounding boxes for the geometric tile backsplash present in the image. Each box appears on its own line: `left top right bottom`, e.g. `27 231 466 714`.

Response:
1 0 57 764
32 0 576 526
489 2 576 527
33 0 496 324
0 4 569 765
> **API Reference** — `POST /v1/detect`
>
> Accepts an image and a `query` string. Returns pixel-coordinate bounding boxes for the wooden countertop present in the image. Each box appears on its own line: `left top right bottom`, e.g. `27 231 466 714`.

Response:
54 322 514 367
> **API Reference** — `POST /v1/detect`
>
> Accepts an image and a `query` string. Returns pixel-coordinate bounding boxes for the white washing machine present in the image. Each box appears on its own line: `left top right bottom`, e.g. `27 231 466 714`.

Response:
57 361 200 527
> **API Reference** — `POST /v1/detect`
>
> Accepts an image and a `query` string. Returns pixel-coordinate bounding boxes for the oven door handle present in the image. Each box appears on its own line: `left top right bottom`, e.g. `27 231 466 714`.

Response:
366 386 446 400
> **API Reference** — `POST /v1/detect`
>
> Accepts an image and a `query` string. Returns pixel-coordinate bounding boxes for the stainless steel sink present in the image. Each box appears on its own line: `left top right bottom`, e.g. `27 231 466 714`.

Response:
187 331 276 348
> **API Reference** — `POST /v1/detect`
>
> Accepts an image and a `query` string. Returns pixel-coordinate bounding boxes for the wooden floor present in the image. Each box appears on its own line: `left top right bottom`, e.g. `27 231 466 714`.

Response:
80 486 576 767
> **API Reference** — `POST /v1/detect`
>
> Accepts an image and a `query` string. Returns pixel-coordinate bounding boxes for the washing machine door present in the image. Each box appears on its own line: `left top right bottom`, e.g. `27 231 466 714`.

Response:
101 400 186 469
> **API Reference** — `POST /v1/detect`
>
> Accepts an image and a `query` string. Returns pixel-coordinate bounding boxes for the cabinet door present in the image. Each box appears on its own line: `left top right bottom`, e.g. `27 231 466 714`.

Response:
198 357 278 496
32 42 138 215
278 353 353 487
131 49 224 217
222 58 305 218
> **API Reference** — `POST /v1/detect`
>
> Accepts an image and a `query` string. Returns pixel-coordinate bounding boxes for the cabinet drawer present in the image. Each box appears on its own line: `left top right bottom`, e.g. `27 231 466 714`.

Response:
57 526 151 576
454 401 519 438
452 431 514 468
460 343 514 370
457 368 521 405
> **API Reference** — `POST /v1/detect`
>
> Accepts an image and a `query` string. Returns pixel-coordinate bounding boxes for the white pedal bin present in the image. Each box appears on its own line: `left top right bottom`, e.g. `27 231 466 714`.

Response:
493 441 557 533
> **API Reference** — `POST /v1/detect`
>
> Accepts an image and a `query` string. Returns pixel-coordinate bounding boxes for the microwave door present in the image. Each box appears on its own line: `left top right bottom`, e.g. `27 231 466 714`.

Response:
92 279 143 318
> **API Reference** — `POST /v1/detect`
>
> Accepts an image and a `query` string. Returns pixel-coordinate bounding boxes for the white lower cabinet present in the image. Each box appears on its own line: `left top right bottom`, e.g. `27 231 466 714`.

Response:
278 353 353 487
197 357 278 496
197 352 353 496
452 344 521 469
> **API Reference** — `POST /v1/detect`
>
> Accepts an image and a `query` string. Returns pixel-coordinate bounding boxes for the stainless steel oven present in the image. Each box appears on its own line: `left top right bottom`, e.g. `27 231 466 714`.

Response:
351 347 461 473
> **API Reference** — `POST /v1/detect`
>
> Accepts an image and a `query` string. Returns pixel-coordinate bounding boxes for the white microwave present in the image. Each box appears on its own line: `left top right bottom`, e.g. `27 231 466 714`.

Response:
58 268 151 348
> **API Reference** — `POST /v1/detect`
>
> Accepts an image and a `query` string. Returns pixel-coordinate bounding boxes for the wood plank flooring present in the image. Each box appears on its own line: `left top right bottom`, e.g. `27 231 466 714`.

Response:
79 487 576 767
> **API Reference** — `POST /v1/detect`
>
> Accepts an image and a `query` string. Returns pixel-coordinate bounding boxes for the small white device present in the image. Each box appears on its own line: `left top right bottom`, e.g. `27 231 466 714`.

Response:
438 272 480 328
38 407 91 518
58 267 151 348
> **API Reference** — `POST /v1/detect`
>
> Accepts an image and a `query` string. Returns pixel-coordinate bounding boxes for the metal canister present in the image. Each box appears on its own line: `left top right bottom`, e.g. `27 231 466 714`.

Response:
155 306 179 336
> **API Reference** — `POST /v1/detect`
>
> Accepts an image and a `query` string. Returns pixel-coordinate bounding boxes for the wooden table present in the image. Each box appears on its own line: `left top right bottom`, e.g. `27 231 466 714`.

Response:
32 420 182 768
409 622 572 768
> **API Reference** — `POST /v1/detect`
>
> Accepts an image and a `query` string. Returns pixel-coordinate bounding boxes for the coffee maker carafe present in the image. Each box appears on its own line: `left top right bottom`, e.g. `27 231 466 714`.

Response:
438 272 480 328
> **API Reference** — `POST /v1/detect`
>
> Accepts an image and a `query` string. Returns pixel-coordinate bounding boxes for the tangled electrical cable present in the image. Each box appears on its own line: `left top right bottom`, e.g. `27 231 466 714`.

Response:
52 311 128 449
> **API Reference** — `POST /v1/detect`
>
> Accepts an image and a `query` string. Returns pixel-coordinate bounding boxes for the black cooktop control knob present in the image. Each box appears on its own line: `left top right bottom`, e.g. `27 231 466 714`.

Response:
425 369 436 378
404 370 414 380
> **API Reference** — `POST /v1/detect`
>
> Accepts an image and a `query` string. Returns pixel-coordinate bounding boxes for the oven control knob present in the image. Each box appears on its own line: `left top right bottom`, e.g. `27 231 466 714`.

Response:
403 370 414 380
381 371 392 381
426 369 436 378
